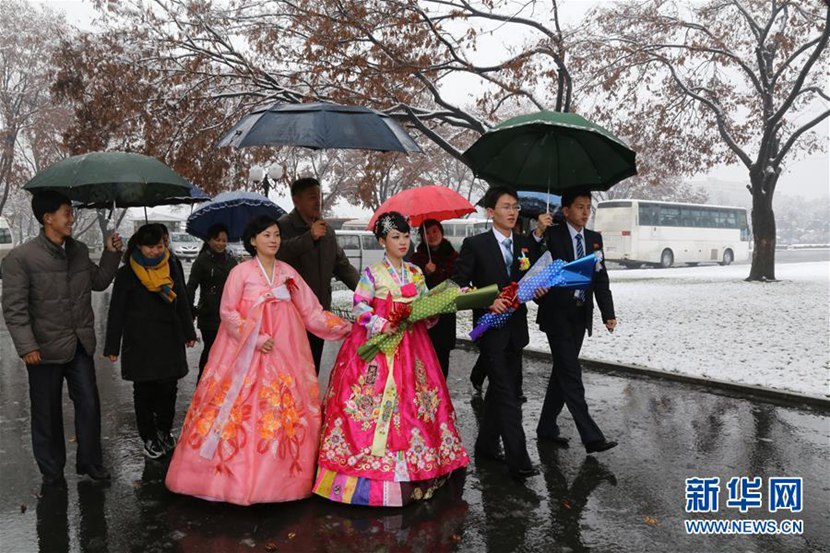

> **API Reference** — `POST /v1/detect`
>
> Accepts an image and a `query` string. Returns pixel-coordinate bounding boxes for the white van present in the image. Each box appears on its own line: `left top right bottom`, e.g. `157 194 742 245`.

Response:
0 216 14 277
335 230 385 272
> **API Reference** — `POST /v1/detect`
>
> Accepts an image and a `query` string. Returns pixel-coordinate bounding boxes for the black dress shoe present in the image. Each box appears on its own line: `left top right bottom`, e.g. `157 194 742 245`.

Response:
537 433 570 447
509 466 539 480
585 440 618 454
77 465 111 481
474 448 506 463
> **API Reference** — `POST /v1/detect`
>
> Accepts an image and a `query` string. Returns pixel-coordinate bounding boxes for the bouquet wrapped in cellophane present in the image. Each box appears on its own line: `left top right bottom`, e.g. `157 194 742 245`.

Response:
469 252 598 341
357 280 498 362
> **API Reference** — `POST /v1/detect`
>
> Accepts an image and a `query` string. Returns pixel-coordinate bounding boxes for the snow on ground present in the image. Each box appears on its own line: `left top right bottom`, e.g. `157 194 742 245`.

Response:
333 261 830 398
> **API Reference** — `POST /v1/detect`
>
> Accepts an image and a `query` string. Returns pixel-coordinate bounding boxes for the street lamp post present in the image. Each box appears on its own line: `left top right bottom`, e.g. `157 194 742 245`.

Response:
248 165 284 198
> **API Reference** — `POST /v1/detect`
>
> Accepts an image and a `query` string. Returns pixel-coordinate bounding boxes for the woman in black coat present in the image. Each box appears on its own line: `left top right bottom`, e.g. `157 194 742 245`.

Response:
409 219 459 378
104 224 196 460
185 224 237 379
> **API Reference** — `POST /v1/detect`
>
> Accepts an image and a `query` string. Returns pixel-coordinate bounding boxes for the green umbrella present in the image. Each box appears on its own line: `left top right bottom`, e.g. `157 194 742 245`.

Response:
463 111 637 194
23 151 193 208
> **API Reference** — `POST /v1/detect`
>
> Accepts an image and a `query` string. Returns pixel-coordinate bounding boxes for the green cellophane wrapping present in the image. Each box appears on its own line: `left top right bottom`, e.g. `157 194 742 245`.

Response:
356 282 498 362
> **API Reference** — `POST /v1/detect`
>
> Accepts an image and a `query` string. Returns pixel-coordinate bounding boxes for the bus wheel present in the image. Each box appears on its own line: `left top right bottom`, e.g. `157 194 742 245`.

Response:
660 249 674 268
721 249 734 266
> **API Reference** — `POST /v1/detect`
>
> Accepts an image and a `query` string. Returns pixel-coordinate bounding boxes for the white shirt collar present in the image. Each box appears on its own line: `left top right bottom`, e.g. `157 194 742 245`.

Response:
492 226 513 244
566 222 584 241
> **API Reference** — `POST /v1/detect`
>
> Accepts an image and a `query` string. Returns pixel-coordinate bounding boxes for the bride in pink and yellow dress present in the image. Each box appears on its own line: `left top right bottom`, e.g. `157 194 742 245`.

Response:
165 214 351 505
313 211 469 507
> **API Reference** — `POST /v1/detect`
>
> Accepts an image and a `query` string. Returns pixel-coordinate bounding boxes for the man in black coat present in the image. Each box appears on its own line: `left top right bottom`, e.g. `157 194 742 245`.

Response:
536 190 618 454
453 186 549 479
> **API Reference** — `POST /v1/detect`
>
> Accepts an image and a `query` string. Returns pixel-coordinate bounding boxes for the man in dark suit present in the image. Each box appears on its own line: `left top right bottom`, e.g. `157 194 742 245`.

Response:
453 186 549 479
536 190 618 454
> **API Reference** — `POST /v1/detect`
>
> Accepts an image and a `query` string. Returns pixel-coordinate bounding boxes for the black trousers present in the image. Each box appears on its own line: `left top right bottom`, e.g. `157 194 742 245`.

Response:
198 325 219 380
476 332 532 472
537 304 605 445
132 378 178 442
308 332 324 375
432 344 451 379
26 344 103 477
470 353 522 395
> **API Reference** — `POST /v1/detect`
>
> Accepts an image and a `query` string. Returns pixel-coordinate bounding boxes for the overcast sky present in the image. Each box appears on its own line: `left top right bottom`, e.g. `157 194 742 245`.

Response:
39 0 829 206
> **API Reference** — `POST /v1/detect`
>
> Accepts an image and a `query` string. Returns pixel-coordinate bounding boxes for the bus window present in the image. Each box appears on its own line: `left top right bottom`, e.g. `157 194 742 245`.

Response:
361 235 383 250
659 206 680 226
639 203 659 226
336 234 361 250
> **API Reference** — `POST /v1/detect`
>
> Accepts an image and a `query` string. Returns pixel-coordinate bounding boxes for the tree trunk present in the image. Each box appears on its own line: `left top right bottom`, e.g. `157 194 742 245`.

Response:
746 172 777 281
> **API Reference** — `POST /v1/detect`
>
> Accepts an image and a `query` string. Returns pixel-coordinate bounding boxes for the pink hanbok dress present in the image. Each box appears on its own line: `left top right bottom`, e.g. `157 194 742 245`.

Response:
313 258 469 507
165 259 350 505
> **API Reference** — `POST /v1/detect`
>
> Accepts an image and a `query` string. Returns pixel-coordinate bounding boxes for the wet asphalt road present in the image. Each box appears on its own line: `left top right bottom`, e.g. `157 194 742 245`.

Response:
1 291 828 553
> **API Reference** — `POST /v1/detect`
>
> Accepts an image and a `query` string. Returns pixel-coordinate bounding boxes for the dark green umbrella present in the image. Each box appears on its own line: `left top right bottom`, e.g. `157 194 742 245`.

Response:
463 111 637 194
23 151 193 207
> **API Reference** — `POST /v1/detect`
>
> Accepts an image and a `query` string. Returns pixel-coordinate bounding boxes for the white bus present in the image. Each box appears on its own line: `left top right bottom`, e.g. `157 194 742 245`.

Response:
595 199 750 268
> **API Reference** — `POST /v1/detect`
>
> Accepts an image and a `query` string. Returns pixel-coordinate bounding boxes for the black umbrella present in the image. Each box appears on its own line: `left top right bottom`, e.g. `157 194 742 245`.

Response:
216 102 421 153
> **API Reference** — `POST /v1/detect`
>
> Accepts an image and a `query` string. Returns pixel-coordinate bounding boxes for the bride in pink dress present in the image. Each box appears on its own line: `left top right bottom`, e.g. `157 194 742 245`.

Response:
165 214 351 505
313 211 469 507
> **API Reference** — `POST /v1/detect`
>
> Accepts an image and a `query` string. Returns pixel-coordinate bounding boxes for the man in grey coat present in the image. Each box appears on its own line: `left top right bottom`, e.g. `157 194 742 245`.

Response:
1 191 123 484
277 177 359 373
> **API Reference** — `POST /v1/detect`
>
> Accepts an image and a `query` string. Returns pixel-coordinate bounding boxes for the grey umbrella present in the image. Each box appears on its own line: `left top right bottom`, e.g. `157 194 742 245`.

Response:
216 102 421 153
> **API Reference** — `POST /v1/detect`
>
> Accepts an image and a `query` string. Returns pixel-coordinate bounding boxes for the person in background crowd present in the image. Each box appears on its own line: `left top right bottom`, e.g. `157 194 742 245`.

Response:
409 219 459 378
104 224 197 460
186 223 238 379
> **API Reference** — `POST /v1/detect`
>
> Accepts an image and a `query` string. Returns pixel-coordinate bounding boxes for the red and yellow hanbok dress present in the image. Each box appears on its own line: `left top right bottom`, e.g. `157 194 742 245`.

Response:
313 257 469 507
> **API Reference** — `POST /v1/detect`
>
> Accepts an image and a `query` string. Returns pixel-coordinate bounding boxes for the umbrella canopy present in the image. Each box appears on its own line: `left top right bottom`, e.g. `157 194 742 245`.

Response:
186 191 287 242
73 182 210 209
366 185 476 230
159 184 211 206
475 190 561 218
23 151 193 207
463 111 637 193
518 191 561 218
217 102 421 153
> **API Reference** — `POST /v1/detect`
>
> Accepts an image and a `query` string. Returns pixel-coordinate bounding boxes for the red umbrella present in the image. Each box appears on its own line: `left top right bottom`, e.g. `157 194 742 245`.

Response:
366 185 476 230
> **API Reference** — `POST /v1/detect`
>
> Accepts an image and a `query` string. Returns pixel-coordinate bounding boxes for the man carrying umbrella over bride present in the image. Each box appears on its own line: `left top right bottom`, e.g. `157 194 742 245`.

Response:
277 177 360 373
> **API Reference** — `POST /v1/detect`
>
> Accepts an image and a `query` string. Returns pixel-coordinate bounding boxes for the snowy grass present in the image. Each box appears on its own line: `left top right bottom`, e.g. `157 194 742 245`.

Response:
333 261 830 398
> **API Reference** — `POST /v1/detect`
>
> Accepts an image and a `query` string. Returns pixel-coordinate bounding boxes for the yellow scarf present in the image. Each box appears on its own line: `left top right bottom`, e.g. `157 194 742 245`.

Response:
129 248 177 303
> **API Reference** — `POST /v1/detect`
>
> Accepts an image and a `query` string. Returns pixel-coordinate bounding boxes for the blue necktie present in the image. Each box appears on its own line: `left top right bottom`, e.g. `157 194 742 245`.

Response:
575 234 586 302
502 238 513 275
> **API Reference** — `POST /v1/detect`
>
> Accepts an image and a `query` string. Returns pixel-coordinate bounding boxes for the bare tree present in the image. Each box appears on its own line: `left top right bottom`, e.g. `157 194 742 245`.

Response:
574 0 829 281
0 1 71 214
